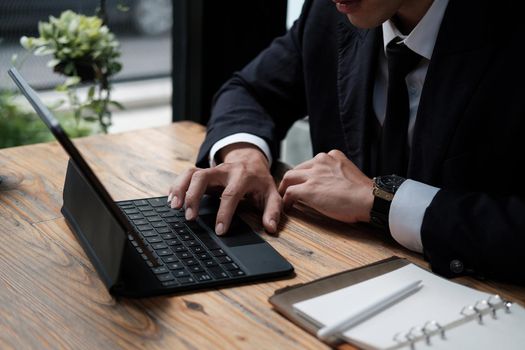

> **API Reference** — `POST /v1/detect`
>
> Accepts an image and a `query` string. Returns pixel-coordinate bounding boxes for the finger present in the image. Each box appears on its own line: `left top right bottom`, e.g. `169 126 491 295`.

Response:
262 189 283 234
282 184 308 211
278 169 310 195
168 168 198 208
327 149 347 161
215 182 245 235
293 152 333 170
185 169 225 220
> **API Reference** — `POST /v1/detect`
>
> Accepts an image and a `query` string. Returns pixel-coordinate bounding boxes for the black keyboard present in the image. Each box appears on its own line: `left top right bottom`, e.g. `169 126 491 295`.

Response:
118 197 246 288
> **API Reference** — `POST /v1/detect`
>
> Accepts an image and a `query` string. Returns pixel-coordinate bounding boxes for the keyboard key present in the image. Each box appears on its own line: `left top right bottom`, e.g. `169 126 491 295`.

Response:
128 214 144 220
161 233 176 240
203 260 218 267
168 221 184 227
141 230 157 237
208 266 228 279
212 249 227 257
156 249 173 256
183 240 199 247
183 259 198 266
147 216 162 222
175 228 189 234
152 222 167 228
197 253 212 260
162 256 178 263
177 276 195 284
190 246 205 254
137 205 151 211
155 207 170 213
119 201 133 207
148 198 166 207
142 210 156 216
124 209 139 215
137 224 153 231
180 234 192 241
152 266 169 274
166 239 182 246
189 265 204 273
174 210 186 217
160 212 176 218
172 246 187 253
194 273 212 282
162 280 179 287
156 273 174 282
156 227 172 234
217 256 233 264
146 236 163 244
222 263 240 271
133 200 149 207
176 252 192 259
167 262 184 270
133 219 149 226
152 243 168 250
228 270 246 277
173 269 190 278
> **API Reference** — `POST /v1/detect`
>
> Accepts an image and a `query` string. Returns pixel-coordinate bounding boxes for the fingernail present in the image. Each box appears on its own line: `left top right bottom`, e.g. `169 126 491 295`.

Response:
269 219 277 231
167 194 173 203
216 222 224 235
185 207 193 220
173 195 179 207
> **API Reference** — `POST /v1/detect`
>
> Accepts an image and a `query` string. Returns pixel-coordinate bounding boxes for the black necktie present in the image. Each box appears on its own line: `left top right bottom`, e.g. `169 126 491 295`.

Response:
379 39 422 176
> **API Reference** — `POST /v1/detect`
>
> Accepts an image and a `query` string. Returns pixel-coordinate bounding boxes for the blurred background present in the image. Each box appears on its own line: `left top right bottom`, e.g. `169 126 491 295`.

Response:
0 0 310 165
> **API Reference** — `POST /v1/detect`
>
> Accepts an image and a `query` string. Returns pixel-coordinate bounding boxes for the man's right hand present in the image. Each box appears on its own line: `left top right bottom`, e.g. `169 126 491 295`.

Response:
168 143 282 236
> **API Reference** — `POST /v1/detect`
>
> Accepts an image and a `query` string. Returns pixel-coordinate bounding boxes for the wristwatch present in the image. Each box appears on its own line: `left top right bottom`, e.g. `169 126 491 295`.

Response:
370 175 406 230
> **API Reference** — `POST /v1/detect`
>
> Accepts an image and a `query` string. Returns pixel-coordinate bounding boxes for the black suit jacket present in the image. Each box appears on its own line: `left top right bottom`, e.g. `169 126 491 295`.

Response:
197 0 525 283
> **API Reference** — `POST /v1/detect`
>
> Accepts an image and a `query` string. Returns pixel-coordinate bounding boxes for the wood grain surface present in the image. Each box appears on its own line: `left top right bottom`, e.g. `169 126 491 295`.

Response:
1 121 524 350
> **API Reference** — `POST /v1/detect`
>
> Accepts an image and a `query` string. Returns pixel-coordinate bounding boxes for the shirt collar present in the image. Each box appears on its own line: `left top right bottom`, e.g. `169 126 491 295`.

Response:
382 0 449 60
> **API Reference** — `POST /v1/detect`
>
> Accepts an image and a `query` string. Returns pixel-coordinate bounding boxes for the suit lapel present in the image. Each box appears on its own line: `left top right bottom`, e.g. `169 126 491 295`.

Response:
408 0 494 184
336 21 381 174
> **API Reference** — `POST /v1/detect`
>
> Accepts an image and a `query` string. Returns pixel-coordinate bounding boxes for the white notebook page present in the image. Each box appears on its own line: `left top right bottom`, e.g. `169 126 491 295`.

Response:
293 264 491 349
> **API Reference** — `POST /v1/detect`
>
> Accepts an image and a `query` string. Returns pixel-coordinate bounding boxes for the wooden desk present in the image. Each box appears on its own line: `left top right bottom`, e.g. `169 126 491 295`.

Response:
0 122 524 349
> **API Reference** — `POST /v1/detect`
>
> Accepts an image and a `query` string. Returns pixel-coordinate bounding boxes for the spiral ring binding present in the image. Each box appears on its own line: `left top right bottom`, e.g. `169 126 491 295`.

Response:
390 294 513 349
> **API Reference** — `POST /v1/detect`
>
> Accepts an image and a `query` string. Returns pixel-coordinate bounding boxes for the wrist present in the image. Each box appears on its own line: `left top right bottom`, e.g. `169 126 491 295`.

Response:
219 143 270 168
357 180 374 223
370 175 407 230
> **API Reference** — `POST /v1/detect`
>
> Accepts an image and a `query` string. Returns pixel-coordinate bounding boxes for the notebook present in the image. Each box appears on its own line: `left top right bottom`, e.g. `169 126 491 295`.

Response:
269 257 525 349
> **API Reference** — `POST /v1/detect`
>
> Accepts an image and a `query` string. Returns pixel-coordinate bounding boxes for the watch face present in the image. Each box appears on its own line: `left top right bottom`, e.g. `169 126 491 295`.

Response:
377 175 406 192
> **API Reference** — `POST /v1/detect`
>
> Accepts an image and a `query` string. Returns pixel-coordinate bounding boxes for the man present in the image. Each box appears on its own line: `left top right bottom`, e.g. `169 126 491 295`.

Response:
169 0 525 283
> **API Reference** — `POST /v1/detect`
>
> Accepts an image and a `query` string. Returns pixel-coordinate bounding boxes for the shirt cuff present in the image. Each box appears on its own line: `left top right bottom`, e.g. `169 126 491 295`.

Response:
389 179 440 253
209 133 273 167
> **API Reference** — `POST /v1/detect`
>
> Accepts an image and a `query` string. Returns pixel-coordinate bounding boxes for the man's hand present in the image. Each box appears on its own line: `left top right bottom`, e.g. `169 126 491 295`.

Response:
278 150 374 223
168 143 282 235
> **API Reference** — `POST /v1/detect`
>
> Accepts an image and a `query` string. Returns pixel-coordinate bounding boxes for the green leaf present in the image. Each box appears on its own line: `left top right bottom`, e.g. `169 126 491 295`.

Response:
83 116 98 122
109 100 125 110
87 86 95 99
46 58 60 68
64 76 81 87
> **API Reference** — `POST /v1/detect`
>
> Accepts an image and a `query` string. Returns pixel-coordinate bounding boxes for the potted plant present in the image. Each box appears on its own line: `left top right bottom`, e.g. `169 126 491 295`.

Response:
20 10 123 134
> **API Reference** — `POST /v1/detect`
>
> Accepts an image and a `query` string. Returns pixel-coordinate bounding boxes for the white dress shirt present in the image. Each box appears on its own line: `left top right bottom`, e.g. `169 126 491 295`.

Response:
209 0 449 253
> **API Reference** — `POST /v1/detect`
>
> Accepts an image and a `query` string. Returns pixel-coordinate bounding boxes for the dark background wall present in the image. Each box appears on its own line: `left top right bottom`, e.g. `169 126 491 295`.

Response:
172 0 288 124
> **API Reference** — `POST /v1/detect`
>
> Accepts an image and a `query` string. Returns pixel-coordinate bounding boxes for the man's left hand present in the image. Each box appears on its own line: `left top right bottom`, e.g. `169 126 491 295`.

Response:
278 150 374 223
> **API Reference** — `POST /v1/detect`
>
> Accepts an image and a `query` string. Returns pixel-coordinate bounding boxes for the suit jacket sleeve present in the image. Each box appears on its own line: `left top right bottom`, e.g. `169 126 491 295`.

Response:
422 190 525 284
195 1 312 168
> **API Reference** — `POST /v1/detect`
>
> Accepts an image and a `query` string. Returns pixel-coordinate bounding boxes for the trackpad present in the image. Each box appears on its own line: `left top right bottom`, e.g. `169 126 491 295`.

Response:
199 214 264 247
